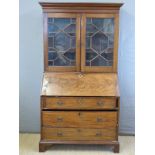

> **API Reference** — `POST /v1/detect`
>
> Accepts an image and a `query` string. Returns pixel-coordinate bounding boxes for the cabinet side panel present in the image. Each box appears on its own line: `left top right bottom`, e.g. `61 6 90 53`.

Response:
43 13 48 71
113 13 119 72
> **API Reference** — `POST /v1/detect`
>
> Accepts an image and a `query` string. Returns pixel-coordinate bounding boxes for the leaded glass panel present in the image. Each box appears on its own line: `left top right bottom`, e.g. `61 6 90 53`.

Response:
48 18 76 66
85 18 114 66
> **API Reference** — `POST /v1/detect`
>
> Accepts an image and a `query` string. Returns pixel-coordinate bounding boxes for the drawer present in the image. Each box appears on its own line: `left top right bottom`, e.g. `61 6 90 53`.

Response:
42 111 117 128
42 127 116 141
42 97 116 110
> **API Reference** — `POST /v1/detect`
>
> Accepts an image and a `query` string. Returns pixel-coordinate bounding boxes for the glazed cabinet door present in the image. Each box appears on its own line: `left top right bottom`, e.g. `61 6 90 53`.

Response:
44 13 80 71
81 14 119 72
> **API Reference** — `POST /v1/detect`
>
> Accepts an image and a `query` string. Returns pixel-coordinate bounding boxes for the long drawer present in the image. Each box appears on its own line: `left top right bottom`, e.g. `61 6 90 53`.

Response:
42 97 116 110
42 127 116 141
42 111 117 128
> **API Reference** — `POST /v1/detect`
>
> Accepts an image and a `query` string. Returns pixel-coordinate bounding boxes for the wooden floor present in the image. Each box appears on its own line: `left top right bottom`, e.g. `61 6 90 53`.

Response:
19 134 135 155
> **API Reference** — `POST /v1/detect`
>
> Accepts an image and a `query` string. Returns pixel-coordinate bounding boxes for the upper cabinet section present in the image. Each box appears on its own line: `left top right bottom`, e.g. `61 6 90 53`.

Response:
40 3 123 72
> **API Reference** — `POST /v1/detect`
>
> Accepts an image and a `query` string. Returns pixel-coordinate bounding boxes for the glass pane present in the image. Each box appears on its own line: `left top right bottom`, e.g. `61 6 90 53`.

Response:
48 18 76 66
85 18 114 66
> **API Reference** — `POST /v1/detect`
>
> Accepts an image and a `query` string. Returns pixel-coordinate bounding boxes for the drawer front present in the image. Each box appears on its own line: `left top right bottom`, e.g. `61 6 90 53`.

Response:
43 97 116 110
42 111 117 128
42 127 116 141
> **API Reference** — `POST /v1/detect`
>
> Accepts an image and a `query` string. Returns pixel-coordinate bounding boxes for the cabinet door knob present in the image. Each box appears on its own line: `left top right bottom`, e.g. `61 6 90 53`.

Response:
56 101 63 106
97 101 104 106
57 132 63 136
57 117 63 122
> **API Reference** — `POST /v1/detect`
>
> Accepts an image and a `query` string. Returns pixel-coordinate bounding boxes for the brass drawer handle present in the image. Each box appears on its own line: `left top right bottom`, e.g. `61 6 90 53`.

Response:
57 132 63 136
57 117 63 122
56 101 63 106
96 132 102 137
96 117 103 122
97 101 104 106
78 73 84 78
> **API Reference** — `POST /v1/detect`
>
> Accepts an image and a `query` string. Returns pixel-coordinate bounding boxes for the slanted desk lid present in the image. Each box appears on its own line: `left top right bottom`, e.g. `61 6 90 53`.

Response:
41 72 120 97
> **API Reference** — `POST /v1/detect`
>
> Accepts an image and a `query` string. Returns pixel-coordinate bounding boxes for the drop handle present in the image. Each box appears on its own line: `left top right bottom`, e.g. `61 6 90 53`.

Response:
96 132 102 137
57 132 63 136
96 117 103 122
57 117 63 122
56 101 64 106
97 101 104 106
78 73 84 78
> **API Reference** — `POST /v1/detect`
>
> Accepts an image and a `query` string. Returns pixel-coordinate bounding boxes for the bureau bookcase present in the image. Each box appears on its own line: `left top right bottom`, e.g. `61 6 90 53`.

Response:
39 2 123 153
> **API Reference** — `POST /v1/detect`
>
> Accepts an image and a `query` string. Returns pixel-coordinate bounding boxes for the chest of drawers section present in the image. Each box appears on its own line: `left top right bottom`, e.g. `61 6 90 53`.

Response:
40 96 120 152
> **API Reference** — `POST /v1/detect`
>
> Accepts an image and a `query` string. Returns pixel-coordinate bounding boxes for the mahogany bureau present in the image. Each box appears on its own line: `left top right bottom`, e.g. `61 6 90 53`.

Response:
39 2 123 153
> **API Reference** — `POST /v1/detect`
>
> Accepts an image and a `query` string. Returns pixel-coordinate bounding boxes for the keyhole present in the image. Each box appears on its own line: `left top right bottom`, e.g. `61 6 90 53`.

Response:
78 112 81 116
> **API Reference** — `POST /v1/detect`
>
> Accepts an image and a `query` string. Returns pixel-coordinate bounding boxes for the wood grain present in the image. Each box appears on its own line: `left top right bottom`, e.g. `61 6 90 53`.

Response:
41 72 120 97
42 111 117 128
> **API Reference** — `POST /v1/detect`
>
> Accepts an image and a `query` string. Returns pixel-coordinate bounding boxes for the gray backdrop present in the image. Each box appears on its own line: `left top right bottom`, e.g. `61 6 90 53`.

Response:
19 0 135 134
